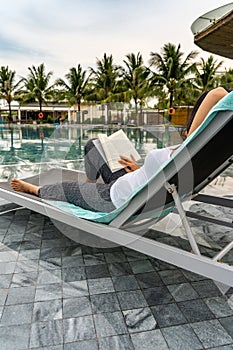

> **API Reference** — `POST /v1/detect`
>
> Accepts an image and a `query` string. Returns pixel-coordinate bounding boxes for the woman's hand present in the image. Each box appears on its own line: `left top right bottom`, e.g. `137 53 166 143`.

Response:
118 154 140 172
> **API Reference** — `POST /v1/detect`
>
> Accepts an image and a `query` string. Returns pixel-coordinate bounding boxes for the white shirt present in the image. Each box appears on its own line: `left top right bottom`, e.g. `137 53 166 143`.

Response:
110 146 176 208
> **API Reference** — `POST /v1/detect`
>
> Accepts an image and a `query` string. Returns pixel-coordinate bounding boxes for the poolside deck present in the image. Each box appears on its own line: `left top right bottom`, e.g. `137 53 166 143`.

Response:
0 177 233 349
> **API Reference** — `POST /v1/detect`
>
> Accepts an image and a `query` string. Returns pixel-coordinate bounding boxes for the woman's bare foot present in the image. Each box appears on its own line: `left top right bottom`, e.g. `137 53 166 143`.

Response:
10 179 40 196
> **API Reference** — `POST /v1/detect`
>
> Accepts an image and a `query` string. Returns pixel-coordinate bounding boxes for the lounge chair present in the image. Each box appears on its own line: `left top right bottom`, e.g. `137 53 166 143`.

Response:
0 92 233 286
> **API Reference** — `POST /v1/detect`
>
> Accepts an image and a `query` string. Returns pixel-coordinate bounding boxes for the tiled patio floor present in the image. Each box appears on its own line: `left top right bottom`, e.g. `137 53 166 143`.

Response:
0 203 233 350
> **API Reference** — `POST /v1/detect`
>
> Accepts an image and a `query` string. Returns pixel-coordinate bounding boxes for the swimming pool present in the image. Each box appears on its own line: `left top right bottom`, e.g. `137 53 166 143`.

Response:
0 124 184 181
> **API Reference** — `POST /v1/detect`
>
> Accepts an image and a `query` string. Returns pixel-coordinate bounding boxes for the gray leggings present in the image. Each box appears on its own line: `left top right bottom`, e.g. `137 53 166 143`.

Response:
38 181 116 212
38 139 126 212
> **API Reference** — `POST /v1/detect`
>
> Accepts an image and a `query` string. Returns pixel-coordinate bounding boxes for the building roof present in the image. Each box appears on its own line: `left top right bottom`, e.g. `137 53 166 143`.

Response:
191 3 233 59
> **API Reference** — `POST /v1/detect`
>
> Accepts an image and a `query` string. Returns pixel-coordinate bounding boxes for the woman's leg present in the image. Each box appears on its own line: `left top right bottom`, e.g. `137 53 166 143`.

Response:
84 138 126 184
11 178 116 212
11 179 40 196
187 87 228 137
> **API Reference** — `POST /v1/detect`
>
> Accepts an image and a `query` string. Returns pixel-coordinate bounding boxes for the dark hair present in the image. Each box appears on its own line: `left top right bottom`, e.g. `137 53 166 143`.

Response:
186 91 209 133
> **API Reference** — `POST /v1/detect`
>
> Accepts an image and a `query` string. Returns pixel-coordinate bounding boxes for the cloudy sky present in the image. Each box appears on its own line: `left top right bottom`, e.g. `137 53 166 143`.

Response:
0 0 232 80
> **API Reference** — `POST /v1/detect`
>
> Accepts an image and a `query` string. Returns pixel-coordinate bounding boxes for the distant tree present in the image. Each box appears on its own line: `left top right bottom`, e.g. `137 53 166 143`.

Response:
89 53 120 102
149 43 198 110
0 66 22 122
219 68 233 90
121 52 151 123
21 63 54 113
56 64 90 119
193 55 223 92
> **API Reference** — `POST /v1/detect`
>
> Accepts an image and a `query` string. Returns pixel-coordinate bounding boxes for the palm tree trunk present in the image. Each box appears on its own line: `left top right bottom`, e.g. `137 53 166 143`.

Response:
8 102 12 122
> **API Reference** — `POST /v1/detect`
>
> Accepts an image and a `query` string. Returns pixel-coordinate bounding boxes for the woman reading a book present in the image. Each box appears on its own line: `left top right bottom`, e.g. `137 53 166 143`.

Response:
10 87 230 212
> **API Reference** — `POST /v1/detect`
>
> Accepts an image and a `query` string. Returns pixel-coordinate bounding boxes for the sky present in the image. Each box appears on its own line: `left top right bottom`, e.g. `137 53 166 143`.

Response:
0 0 232 81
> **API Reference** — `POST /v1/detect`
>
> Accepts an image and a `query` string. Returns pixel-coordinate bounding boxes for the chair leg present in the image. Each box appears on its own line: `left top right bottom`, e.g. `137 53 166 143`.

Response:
165 182 201 256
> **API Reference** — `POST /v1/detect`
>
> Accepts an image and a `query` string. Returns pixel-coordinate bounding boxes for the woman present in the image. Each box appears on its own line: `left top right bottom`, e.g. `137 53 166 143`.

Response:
11 87 230 212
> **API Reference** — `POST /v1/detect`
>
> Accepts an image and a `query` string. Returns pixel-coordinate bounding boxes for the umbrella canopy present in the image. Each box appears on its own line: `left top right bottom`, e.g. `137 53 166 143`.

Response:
191 3 233 59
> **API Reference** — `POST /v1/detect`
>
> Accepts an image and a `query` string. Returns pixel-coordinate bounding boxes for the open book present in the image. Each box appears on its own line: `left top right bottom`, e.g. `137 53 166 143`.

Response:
93 129 141 172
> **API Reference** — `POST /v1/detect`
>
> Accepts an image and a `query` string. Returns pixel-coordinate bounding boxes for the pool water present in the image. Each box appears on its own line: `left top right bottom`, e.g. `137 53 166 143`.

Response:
0 124 232 181
0 124 183 181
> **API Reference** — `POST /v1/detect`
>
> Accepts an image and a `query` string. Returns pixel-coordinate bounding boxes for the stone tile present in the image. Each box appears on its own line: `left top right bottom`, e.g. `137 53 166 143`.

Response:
208 345 233 350
86 264 110 279
192 280 223 298
35 283 62 301
219 316 233 339
20 239 41 251
112 275 139 292
191 319 233 348
6 286 36 305
181 269 207 282
30 319 63 348
1 303 33 325
31 345 63 350
63 316 96 343
15 259 39 273
117 290 147 310
159 269 187 285
162 324 203 350
0 306 3 318
143 286 174 306
131 329 169 350
0 261 16 274
123 307 156 333
62 266 86 282
94 311 127 337
90 292 120 313
149 258 176 271
64 340 98 350
37 268 61 285
39 256 62 270
62 245 82 257
123 248 147 261
83 253 106 266
18 249 40 260
104 251 127 263
63 280 89 298
98 334 134 350
108 262 133 276
11 271 38 288
32 299 62 322
62 255 84 267
151 303 187 327
0 288 8 305
63 296 92 318
129 259 154 274
0 251 18 262
178 299 215 322
88 277 115 295
168 282 199 302
0 324 31 350
204 296 233 318
135 271 163 289
0 274 12 288
40 247 64 259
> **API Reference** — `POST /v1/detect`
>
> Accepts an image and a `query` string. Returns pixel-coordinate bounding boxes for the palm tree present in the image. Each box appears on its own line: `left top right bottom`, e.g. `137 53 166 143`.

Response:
56 64 90 122
0 66 22 122
22 63 54 114
149 43 198 111
219 68 233 90
90 53 120 101
89 53 121 123
121 52 151 124
193 55 223 92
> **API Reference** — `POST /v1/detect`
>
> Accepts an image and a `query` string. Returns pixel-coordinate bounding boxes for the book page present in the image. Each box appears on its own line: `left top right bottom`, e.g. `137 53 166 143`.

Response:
98 130 141 172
